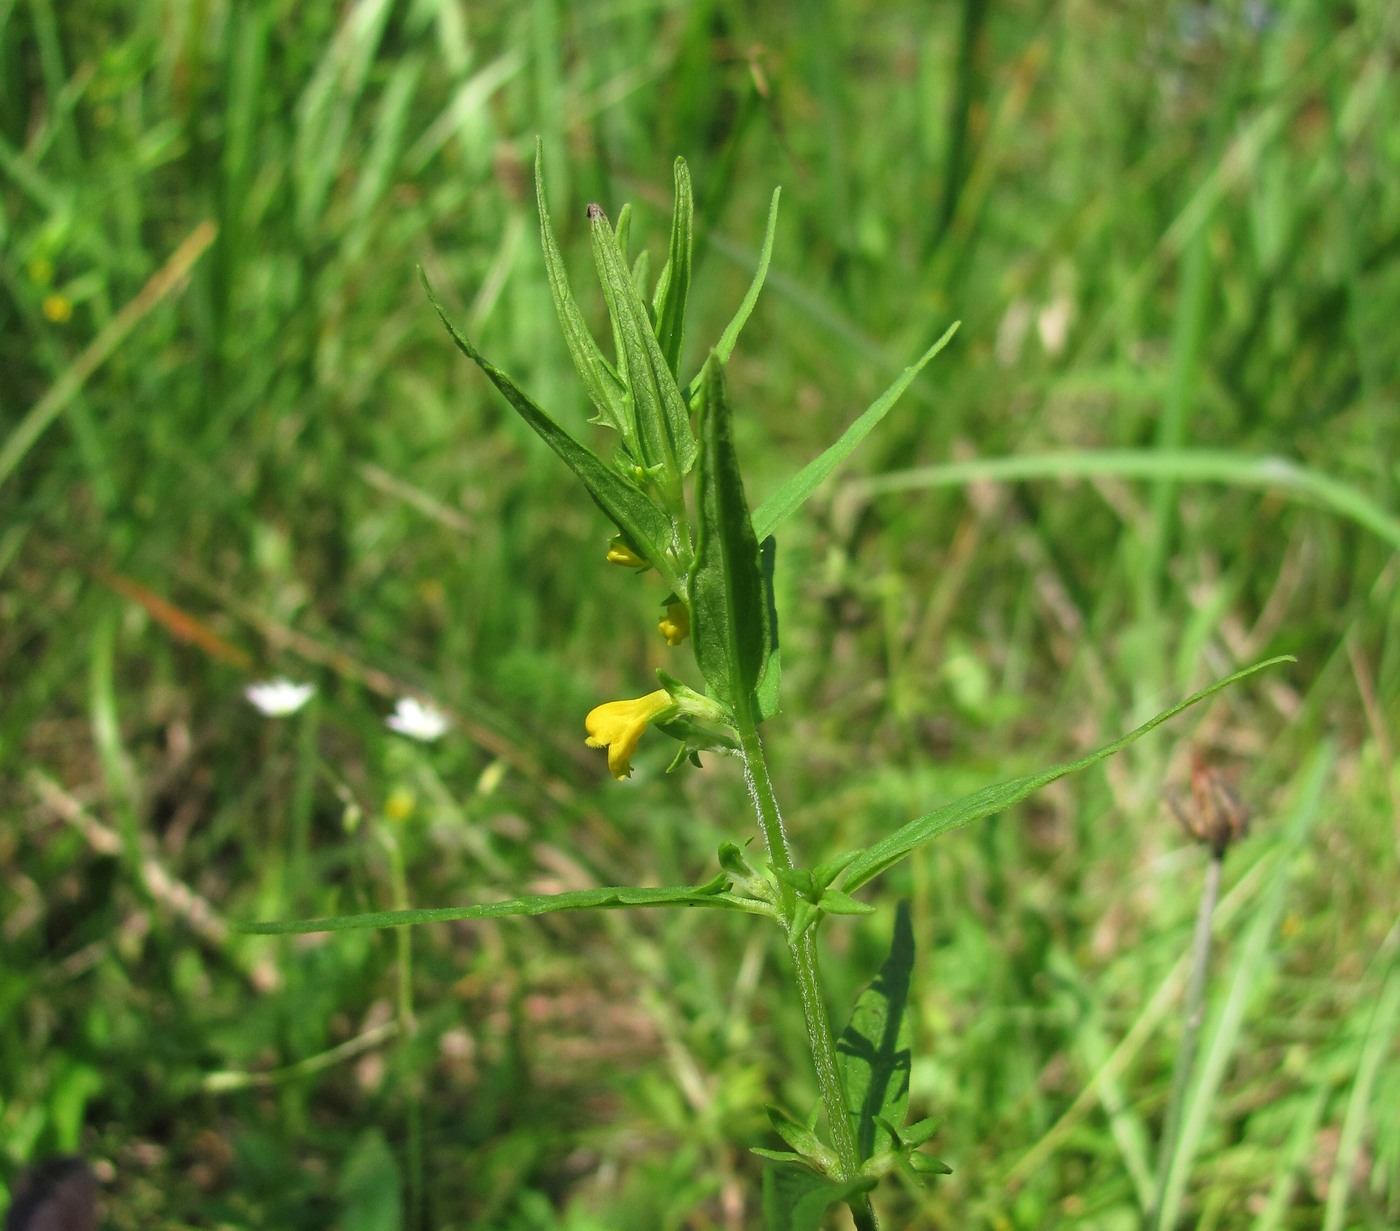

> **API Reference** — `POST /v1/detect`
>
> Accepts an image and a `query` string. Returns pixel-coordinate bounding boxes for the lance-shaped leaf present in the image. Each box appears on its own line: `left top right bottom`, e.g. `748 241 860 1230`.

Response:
235 874 754 935
690 356 771 713
760 1167 876 1231
755 535 781 721
588 202 698 480
751 320 960 541
421 272 677 589
686 186 781 403
837 902 915 1162
533 145 630 443
652 157 693 380
840 657 1294 894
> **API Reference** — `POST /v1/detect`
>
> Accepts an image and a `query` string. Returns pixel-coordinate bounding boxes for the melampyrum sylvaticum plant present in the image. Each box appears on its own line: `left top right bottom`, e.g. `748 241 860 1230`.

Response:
242 147 1288 1231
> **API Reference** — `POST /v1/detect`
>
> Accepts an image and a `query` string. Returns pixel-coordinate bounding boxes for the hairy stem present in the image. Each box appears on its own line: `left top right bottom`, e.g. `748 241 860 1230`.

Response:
738 721 877 1231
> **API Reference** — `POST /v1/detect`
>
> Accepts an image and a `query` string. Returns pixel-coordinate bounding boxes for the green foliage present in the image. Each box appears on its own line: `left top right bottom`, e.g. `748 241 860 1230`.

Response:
760 1164 876 1231
690 358 772 715
837 903 915 1163
5 1 1398 1227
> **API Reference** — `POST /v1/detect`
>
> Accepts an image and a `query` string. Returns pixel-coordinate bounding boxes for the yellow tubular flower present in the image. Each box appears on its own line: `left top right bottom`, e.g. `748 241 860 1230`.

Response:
658 601 690 646
606 539 648 568
585 690 675 779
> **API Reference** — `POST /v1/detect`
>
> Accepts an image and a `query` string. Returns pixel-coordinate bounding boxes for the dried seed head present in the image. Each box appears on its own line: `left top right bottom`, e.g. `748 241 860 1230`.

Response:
1169 752 1249 856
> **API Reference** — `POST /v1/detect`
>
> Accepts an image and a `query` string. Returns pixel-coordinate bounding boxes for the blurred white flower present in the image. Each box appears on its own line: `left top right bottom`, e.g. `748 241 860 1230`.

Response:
1037 295 1075 357
386 697 449 742
245 678 315 716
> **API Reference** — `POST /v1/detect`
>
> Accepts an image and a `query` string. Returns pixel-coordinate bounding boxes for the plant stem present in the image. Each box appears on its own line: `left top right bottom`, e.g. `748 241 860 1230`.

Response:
738 722 877 1231
1150 848 1223 1229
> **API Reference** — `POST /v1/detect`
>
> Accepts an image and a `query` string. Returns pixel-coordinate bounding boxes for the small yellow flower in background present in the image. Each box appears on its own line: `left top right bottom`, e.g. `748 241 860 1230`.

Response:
385 787 415 822
658 601 690 646
585 689 676 779
606 539 648 568
43 294 73 323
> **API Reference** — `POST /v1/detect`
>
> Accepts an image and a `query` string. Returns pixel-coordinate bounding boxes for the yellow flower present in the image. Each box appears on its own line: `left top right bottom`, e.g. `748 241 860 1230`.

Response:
606 539 648 568
42 294 73 323
585 689 675 779
658 601 690 646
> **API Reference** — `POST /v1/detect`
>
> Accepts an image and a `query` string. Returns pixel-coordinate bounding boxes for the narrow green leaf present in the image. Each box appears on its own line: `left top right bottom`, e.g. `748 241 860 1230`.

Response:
614 201 633 264
588 203 698 478
751 321 960 541
533 144 629 441
687 186 781 402
837 902 915 1160
755 535 782 721
842 657 1294 893
235 874 747 935
654 156 694 379
761 1166 876 1231
422 271 678 588
631 249 652 307
690 357 770 711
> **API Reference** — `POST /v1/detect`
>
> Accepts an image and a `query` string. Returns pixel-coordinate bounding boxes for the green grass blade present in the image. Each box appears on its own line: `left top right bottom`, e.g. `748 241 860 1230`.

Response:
842 657 1293 894
1250 1083 1330 1231
751 321 960 542
1155 745 1331 1229
1322 947 1400 1231
234 876 747 935
856 449 1400 554
0 222 216 492
291 0 393 234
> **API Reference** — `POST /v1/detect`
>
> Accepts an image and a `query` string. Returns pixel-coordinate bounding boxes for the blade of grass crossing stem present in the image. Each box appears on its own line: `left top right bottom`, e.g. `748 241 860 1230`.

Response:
750 322 959 542
1322 949 1400 1231
853 450 1400 555
1154 745 1331 1231
841 658 1292 894
1250 1082 1329 1231
689 357 771 713
234 876 754 935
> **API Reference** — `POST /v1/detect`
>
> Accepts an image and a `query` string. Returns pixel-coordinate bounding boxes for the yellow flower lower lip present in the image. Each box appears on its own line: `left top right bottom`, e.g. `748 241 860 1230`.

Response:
585 689 675 779
658 601 690 646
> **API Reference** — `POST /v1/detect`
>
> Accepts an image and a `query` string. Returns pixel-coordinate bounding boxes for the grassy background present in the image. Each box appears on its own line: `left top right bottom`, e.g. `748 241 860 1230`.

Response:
3 0 1398 1227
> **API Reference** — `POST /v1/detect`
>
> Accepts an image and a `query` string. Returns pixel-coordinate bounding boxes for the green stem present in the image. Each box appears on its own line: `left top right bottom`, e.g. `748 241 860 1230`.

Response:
381 824 424 1228
1150 848 1222 1230
737 721 877 1231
